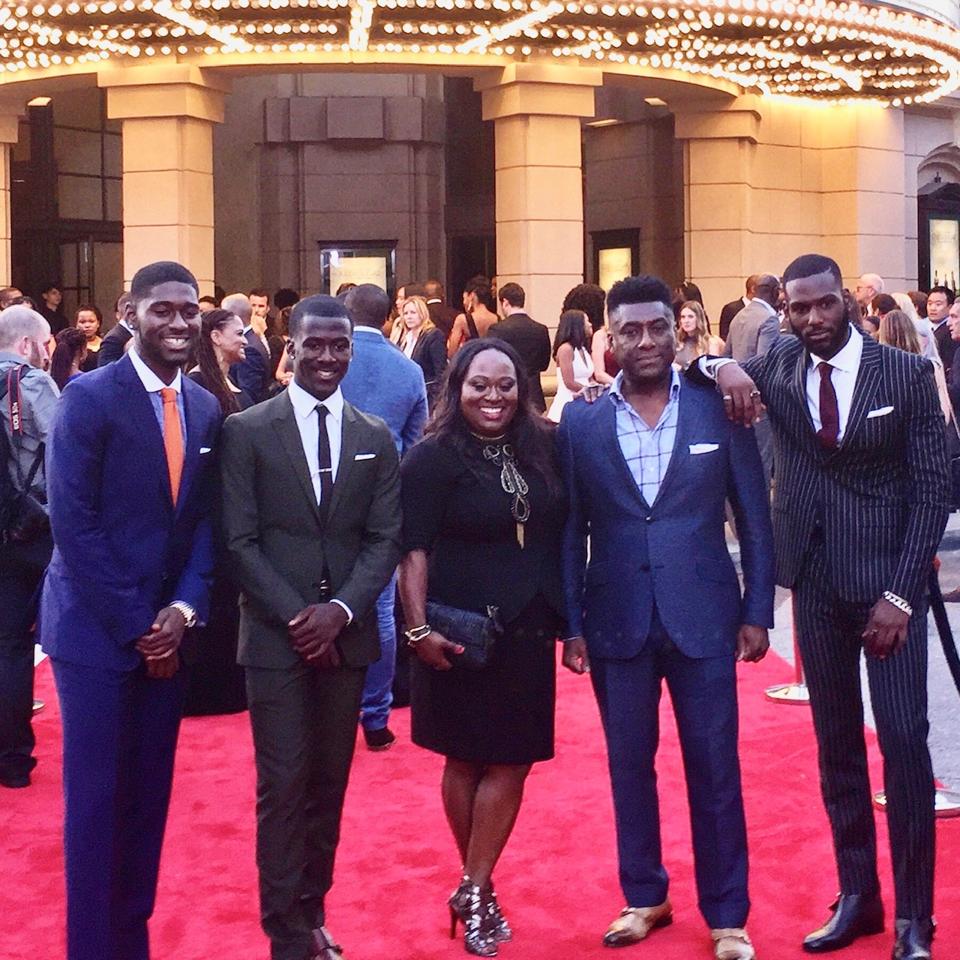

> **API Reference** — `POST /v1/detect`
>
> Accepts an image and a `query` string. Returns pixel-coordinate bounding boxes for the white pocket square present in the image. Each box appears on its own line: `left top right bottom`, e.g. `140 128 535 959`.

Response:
866 406 894 419
199 447 212 454
689 443 720 454
354 452 377 461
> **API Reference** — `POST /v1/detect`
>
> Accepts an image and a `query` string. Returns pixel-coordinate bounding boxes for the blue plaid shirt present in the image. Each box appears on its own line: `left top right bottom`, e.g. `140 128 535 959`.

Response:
609 368 681 506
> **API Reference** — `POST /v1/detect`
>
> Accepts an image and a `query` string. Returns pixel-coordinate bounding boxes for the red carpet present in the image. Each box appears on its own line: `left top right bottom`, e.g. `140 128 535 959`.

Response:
3 652 958 959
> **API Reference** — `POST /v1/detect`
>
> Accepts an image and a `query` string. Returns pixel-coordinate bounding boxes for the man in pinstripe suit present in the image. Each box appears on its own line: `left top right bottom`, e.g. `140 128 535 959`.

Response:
697 254 949 960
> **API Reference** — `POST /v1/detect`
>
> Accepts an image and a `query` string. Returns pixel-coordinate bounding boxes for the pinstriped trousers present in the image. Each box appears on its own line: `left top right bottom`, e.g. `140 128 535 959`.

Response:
793 533 935 921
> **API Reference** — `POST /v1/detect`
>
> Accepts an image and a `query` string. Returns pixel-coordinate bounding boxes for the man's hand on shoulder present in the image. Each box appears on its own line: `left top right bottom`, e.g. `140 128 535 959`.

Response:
578 383 609 405
736 624 769 662
288 603 348 668
862 597 910 659
562 636 591 674
716 363 764 427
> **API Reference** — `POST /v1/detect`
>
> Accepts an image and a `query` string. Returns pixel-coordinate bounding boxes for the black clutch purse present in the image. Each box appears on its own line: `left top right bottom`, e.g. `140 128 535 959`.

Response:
426 601 502 671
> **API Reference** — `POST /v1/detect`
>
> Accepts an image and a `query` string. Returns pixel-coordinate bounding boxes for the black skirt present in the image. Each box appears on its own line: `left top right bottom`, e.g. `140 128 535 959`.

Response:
410 595 560 765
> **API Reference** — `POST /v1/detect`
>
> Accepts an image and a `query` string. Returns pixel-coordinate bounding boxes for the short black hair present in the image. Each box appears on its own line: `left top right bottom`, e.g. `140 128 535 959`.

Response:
782 254 842 288
289 294 352 339
76 303 103 324
872 293 898 315
41 282 61 296
344 284 390 328
498 282 525 308
199 295 218 306
274 287 300 310
562 283 606 332
607 275 673 317
130 261 199 301
929 285 956 305
248 287 269 300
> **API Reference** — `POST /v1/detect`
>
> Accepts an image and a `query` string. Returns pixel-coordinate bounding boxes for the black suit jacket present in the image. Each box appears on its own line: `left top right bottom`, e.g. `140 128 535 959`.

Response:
410 328 448 405
96 323 133 366
934 321 957 382
427 299 459 340
488 314 551 412
230 329 271 403
694 331 948 606
220 390 401 668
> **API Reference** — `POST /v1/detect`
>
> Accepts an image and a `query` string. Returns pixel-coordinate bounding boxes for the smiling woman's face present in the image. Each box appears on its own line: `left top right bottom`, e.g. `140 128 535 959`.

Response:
460 349 518 438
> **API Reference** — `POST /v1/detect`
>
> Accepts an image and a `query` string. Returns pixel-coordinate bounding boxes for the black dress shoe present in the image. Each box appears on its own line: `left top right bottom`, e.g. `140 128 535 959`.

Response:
803 893 885 953
363 726 396 751
892 917 934 960
0 769 31 789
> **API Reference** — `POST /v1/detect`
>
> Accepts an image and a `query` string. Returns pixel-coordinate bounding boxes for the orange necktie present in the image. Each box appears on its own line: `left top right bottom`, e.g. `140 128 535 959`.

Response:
160 387 184 505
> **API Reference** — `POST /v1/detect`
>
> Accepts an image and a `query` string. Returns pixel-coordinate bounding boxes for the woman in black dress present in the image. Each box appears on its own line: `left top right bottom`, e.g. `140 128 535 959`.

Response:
399 338 566 957
183 308 251 716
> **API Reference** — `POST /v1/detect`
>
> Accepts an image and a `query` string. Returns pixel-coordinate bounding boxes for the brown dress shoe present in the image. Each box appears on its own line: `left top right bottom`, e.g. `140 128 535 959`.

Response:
603 900 673 947
711 927 756 960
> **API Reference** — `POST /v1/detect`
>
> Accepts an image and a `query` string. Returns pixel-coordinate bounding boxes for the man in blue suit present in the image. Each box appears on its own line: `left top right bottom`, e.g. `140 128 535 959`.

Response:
341 283 427 749
558 275 775 960
41 261 221 960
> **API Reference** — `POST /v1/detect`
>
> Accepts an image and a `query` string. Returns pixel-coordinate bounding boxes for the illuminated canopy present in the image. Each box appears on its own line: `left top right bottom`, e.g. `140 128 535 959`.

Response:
0 0 958 105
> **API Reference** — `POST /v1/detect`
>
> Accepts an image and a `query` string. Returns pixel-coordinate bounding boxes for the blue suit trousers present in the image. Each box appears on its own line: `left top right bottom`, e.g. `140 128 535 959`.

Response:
589 615 750 930
53 657 185 960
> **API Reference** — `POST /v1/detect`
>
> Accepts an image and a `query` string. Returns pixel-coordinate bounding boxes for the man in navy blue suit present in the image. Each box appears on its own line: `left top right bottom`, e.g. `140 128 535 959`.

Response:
558 275 775 960
341 283 427 750
41 261 221 960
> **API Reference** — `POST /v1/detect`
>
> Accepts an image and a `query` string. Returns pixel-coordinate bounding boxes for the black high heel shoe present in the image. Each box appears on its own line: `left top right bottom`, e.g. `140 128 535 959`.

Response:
488 887 512 943
448 877 498 957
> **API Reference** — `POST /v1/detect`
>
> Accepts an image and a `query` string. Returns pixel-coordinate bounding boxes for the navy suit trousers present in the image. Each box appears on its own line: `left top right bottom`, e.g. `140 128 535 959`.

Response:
590 615 750 929
53 657 185 960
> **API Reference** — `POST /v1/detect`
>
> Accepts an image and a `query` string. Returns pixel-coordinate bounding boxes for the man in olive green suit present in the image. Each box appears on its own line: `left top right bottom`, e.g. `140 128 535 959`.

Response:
220 294 401 960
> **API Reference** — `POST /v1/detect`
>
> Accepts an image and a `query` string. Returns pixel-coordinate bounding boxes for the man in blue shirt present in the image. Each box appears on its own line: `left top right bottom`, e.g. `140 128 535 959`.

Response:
341 283 428 749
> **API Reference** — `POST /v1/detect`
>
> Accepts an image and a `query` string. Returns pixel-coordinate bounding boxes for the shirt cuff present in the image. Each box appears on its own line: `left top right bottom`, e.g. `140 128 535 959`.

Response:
330 598 354 624
698 356 738 380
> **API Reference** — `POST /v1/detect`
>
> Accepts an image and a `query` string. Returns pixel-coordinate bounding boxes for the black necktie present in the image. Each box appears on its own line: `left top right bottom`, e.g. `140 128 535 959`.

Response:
316 403 333 512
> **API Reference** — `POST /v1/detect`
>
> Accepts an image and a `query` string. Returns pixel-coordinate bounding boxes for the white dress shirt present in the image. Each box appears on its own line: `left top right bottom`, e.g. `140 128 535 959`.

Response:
287 379 344 501
286 379 353 622
805 329 863 442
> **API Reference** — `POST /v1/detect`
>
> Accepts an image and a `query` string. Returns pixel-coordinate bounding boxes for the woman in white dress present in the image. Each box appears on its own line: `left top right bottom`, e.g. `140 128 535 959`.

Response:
548 309 595 422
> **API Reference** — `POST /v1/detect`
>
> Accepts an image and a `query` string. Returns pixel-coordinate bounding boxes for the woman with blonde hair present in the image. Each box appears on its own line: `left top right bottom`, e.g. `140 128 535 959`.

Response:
879 309 951 421
394 293 448 407
675 300 724 369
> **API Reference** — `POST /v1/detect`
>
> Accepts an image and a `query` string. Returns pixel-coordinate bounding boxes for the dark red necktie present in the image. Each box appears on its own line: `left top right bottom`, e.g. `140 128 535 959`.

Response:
817 362 840 449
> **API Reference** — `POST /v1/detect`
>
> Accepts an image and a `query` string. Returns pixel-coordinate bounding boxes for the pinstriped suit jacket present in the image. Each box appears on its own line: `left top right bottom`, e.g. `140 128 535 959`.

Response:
736 329 949 606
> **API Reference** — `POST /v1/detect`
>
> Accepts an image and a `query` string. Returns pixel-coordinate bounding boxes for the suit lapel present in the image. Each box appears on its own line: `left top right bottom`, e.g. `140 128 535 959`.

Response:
839 334 882 450
650 384 690 508
791 346 817 436
326 402 362 524
175 382 202 515
274 393 323 526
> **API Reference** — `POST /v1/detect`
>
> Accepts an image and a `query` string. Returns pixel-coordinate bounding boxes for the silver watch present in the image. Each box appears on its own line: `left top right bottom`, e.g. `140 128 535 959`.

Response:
169 601 198 629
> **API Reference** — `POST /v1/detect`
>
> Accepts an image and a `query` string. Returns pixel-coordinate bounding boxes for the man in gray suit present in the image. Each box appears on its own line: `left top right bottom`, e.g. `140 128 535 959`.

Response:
724 273 782 488
221 294 401 960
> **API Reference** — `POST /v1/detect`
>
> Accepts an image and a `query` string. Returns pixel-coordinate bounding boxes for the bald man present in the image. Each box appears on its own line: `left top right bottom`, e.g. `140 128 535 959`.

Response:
0 305 57 790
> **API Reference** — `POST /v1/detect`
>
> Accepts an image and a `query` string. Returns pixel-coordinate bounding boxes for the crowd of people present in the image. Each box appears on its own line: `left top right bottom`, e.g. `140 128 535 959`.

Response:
0 253 954 960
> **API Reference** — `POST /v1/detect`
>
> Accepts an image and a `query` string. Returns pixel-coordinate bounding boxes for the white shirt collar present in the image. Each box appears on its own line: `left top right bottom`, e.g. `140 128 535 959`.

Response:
288 379 344 424
353 325 385 337
610 367 681 403
128 345 182 393
810 327 863 373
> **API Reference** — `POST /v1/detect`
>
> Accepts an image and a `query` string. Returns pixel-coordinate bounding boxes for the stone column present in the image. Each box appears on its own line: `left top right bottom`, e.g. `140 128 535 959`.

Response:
477 64 601 327
0 103 22 287
100 66 229 294
676 95 907 312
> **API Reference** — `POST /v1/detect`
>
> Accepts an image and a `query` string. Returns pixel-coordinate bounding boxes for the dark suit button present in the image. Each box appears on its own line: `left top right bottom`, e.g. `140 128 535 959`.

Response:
639 563 650 572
